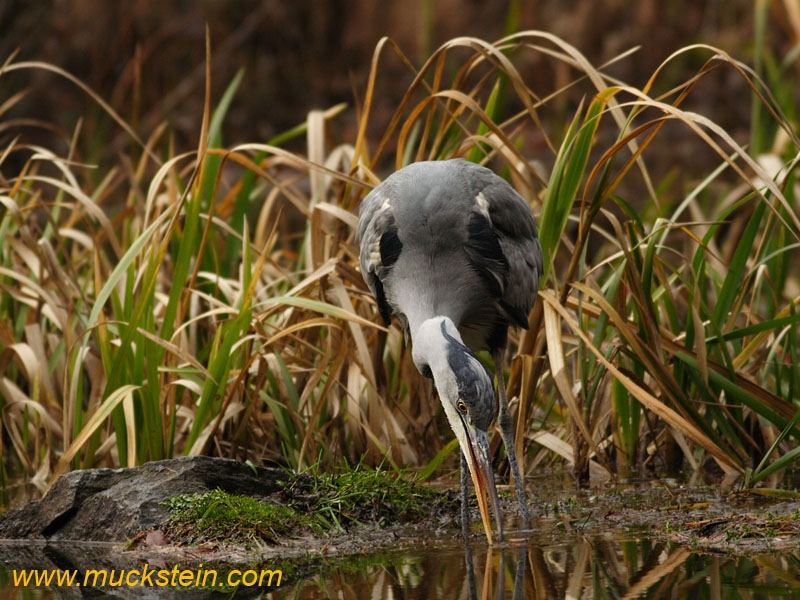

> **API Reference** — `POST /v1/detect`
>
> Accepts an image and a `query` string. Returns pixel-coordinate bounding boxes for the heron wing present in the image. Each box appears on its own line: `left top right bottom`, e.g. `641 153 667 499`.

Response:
356 186 401 325
463 162 543 329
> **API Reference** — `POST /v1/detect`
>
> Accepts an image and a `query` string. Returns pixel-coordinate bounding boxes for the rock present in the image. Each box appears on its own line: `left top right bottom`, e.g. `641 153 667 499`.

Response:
0 456 285 542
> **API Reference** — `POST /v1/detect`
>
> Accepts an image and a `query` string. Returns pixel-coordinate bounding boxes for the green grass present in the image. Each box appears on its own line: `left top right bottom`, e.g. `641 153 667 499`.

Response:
163 469 452 545
1 3 799 498
164 489 312 545
282 467 452 531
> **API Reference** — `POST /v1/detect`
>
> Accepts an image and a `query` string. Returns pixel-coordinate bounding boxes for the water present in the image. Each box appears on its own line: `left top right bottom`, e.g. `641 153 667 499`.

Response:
277 536 800 599
3 533 798 598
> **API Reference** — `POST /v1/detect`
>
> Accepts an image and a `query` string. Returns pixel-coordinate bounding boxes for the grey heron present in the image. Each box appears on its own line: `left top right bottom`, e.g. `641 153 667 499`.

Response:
356 158 543 543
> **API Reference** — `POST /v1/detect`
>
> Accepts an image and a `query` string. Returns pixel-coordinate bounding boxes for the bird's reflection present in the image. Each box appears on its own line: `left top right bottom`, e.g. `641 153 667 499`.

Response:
463 542 529 600
277 531 800 599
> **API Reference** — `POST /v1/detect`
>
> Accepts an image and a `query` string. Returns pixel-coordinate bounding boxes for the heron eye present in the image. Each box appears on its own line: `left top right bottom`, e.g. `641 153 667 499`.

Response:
456 400 467 414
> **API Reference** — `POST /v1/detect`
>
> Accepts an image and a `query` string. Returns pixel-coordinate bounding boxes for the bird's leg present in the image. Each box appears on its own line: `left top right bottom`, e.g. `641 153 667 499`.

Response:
496 551 505 599
460 452 471 539
493 348 531 526
464 543 478 600
512 547 527 600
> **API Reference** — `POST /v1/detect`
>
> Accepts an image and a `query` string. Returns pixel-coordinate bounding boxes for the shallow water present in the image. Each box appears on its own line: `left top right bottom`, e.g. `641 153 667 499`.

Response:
278 535 800 599
3 532 799 598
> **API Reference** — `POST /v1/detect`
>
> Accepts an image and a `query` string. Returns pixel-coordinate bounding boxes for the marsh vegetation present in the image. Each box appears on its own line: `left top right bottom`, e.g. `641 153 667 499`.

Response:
1 2 798 498
0 4 800 597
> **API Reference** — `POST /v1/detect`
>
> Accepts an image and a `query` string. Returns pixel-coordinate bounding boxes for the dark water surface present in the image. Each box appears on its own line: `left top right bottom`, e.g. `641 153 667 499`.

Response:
3 532 799 598
278 536 800 599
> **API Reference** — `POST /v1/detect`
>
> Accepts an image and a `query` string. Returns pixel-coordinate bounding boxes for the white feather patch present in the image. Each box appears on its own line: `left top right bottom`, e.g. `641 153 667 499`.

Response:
475 192 490 219
369 240 382 267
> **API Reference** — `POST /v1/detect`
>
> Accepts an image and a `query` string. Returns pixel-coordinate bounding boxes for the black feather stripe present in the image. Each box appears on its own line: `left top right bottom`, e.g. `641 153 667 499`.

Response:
370 273 392 325
379 225 402 269
370 223 402 326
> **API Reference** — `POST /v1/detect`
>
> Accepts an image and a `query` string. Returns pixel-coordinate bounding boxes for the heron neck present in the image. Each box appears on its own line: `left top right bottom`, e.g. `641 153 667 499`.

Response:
395 281 465 342
410 316 464 375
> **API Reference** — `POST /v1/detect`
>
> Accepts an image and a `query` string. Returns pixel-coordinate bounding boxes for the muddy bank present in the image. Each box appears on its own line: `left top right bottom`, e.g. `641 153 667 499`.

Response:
532 477 800 554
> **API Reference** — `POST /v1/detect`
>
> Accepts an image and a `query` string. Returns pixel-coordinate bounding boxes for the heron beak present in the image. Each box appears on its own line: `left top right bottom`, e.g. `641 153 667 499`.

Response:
454 415 503 544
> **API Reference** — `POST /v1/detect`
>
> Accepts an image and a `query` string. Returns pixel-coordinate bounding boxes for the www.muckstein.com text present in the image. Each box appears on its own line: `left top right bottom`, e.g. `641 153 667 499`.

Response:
11 564 282 589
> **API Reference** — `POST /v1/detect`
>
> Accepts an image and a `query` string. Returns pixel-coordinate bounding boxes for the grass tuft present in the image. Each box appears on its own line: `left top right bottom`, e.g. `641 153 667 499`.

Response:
164 488 311 545
163 469 452 545
282 467 451 531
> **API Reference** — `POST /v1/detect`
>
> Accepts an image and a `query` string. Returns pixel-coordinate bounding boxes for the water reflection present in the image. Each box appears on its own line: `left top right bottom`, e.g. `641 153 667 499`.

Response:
276 536 800 599
3 535 800 597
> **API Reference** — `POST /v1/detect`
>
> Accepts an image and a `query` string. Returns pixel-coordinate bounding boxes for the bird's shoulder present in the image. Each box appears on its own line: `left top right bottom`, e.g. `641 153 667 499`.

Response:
456 161 537 243
453 161 542 328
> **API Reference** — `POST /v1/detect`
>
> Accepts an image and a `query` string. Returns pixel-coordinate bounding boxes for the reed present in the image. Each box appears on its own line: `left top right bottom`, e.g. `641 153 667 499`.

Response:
1 9 798 495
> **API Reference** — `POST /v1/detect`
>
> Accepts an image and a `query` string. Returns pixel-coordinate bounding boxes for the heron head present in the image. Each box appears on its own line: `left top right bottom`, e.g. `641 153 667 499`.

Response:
412 317 502 543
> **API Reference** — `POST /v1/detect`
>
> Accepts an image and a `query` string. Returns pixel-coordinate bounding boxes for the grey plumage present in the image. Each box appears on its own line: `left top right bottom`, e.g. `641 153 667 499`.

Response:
357 158 542 351
356 158 543 542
